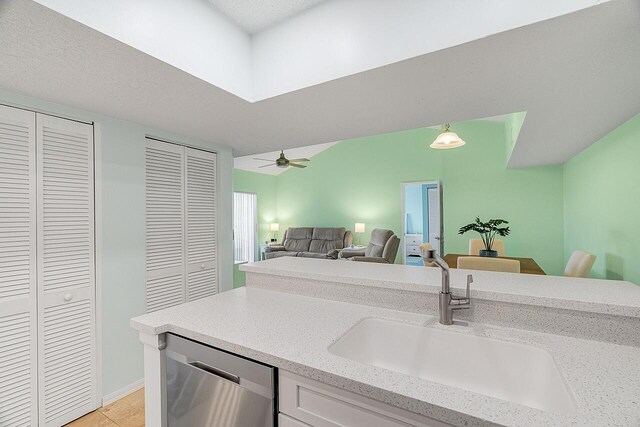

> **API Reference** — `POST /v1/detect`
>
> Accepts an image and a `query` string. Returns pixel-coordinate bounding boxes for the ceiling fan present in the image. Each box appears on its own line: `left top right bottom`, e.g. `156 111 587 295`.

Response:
254 150 309 169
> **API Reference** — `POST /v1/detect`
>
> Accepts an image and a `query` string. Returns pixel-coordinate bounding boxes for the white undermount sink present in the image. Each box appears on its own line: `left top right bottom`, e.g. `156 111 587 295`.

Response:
329 317 576 415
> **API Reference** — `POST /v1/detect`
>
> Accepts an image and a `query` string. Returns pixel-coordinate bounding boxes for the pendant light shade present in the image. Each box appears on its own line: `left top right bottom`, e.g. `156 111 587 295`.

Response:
430 124 466 149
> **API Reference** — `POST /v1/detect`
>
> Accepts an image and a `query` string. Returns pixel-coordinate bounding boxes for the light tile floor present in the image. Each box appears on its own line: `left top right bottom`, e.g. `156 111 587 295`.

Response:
66 388 145 427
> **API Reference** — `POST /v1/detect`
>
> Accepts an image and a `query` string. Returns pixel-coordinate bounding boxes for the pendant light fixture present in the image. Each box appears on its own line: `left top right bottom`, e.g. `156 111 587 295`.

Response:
430 123 466 149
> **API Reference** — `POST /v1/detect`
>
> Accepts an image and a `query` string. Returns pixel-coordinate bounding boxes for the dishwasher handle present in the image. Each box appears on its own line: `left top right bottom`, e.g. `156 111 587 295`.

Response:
188 361 240 384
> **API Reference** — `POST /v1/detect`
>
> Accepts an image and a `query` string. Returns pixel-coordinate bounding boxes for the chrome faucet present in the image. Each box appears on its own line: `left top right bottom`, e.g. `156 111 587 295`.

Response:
422 249 472 325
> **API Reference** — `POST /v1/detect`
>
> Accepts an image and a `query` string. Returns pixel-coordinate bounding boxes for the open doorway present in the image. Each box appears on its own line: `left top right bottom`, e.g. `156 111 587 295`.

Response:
401 181 443 266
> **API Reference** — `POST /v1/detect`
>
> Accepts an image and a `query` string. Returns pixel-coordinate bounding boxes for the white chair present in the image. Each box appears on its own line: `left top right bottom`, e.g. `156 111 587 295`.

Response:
564 250 596 278
457 256 520 273
469 238 505 257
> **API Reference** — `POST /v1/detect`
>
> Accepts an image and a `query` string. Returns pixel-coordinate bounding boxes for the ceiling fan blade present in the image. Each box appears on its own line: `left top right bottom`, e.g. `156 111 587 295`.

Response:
289 163 306 168
258 163 276 168
253 158 275 162
288 158 310 162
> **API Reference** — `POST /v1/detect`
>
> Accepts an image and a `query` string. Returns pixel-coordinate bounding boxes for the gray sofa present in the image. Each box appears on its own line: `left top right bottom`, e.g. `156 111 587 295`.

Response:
264 227 353 260
338 228 400 264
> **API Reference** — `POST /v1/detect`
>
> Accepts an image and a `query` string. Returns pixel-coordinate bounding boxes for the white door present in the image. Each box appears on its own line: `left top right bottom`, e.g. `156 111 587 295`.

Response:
144 139 185 312
184 147 217 301
36 113 98 426
427 187 442 255
144 139 218 311
0 105 38 426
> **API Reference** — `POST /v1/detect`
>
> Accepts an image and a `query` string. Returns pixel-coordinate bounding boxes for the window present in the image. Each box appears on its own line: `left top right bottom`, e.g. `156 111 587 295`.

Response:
233 192 257 263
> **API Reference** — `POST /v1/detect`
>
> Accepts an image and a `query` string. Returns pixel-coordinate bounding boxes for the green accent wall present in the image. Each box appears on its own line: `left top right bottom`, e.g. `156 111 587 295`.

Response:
505 111 527 163
235 121 566 282
277 121 565 274
564 113 640 284
233 170 278 287
235 116 640 287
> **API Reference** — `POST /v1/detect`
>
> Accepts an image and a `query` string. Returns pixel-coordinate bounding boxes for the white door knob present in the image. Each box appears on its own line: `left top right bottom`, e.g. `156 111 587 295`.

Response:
201 264 206 269
63 293 73 302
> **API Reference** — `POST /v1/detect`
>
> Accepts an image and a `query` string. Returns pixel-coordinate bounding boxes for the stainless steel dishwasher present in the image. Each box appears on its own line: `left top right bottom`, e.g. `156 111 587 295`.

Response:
165 334 277 427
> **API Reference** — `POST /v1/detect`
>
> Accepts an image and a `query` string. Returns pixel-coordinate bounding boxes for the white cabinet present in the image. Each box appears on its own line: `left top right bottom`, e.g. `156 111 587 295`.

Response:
144 139 217 313
405 233 423 258
0 105 98 426
278 371 449 427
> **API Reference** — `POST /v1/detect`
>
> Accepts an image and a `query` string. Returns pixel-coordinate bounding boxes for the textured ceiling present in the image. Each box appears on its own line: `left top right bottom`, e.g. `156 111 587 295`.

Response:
0 0 638 167
207 0 326 34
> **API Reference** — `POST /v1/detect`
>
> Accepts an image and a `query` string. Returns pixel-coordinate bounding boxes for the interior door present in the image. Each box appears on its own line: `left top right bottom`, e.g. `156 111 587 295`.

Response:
427 186 443 255
36 113 98 426
0 104 38 426
145 139 185 312
144 140 218 311
184 147 217 302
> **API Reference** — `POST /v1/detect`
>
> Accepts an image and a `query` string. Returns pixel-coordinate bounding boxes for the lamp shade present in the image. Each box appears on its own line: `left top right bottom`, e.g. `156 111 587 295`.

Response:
270 223 280 232
430 124 465 149
354 223 366 233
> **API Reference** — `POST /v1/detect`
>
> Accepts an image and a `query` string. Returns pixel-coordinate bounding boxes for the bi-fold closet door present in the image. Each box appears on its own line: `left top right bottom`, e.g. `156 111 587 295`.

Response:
145 138 217 313
0 104 38 427
0 104 98 427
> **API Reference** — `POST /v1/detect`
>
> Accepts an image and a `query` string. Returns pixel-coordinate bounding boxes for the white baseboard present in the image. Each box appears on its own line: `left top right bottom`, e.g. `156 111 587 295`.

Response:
102 378 144 406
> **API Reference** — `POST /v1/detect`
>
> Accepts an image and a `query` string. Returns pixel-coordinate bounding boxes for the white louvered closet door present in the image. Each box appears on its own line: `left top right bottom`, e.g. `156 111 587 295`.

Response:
185 148 217 301
36 114 98 426
145 139 185 312
0 105 37 427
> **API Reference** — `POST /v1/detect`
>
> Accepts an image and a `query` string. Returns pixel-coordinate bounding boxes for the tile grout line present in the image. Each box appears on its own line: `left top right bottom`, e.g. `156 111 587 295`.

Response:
98 408 122 426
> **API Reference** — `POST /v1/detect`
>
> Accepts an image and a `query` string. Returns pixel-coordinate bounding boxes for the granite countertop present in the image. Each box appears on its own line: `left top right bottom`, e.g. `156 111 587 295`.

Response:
241 257 640 317
131 287 640 427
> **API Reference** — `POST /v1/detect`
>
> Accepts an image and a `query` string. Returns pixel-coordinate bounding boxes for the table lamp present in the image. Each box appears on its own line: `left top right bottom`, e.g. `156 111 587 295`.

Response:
270 223 279 242
354 223 365 245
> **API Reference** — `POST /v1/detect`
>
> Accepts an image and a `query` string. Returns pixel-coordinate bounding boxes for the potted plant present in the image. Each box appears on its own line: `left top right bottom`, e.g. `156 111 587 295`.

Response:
458 217 510 257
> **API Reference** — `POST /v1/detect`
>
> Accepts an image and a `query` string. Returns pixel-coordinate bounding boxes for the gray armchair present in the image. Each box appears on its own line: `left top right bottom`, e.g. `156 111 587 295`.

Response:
339 228 400 264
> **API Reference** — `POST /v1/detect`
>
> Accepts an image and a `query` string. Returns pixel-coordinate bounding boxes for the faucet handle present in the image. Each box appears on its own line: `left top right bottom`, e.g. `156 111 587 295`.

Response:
466 274 473 299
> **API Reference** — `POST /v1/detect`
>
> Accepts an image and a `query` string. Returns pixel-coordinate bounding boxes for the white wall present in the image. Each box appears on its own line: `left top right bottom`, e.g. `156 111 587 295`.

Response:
251 0 607 100
0 89 234 398
33 0 253 100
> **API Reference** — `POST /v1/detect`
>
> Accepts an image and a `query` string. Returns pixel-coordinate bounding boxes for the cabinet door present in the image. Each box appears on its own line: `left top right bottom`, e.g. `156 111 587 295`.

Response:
279 371 449 427
0 105 37 426
184 148 217 301
145 139 185 312
37 113 98 426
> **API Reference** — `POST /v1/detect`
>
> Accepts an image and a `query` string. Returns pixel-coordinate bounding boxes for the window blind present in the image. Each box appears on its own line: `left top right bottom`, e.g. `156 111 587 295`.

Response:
233 192 257 263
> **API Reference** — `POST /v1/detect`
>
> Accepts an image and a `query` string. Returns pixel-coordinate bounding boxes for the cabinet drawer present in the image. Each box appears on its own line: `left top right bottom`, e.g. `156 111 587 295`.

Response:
405 235 423 246
405 245 421 256
279 371 449 427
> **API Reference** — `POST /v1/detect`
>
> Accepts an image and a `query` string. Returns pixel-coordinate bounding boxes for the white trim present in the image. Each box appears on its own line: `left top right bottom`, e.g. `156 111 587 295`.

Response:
145 134 218 155
139 332 167 427
400 180 443 264
215 148 223 292
101 378 144 406
0 101 92 125
94 122 103 408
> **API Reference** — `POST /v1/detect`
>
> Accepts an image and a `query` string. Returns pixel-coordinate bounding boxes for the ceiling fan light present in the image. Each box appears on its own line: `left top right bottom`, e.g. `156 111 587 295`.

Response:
430 124 466 150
